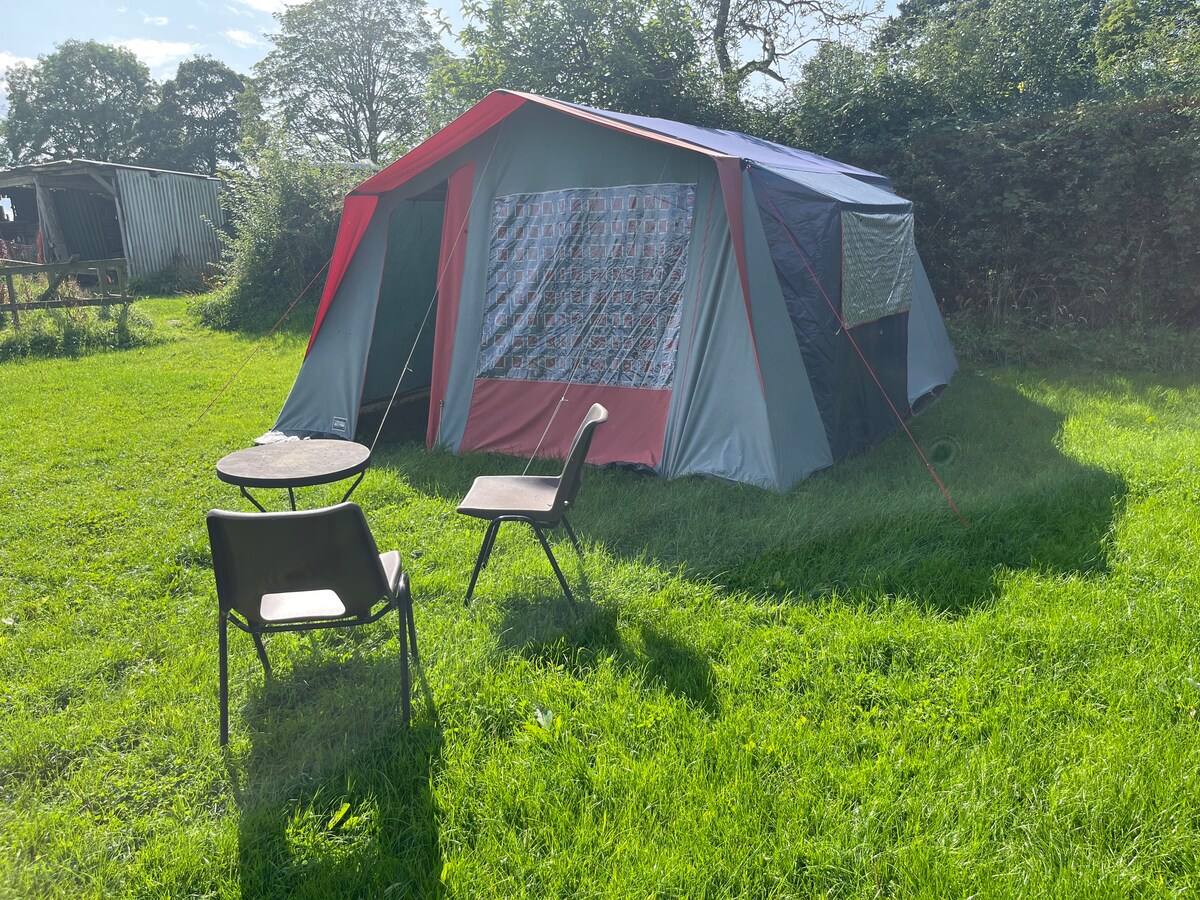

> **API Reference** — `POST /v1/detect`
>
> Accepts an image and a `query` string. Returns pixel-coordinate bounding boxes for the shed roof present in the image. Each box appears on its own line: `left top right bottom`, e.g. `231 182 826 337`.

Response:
0 159 219 190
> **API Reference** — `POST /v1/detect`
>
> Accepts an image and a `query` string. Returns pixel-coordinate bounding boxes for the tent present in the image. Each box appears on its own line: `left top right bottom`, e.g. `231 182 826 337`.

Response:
272 90 957 490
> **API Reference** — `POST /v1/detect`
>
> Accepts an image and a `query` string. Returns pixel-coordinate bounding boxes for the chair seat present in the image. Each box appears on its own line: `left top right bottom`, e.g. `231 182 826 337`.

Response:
457 475 561 521
260 588 348 622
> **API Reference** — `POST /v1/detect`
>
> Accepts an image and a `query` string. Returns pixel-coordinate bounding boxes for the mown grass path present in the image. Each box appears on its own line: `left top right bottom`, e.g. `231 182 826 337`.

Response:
1 300 1198 897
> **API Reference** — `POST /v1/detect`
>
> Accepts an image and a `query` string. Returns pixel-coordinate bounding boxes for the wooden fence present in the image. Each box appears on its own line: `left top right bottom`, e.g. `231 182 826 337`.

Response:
0 258 130 327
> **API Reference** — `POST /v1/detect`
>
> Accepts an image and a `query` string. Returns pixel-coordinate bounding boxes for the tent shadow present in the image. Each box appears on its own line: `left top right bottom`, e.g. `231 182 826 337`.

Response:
496 597 720 717
390 373 1127 617
230 648 444 898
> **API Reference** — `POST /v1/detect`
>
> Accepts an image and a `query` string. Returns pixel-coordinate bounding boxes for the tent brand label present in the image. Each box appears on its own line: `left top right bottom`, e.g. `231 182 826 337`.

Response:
331 416 349 435
478 183 694 389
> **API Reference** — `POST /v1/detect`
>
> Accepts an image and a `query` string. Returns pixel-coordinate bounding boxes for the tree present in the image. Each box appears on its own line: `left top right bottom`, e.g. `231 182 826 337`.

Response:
444 0 725 124
142 56 247 174
878 0 1105 119
256 0 438 164
1094 0 1200 96
703 0 879 95
3 41 157 164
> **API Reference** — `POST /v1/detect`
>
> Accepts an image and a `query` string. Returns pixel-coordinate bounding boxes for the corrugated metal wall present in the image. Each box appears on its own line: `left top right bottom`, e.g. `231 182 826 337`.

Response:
114 169 223 277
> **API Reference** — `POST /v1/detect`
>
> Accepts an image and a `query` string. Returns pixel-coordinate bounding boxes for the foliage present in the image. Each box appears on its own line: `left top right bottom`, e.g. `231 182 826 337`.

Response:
0 304 154 361
1094 0 1200 97
873 96 1200 328
704 0 879 94
128 267 212 298
4 297 1200 896
770 42 953 156
3 40 157 164
139 56 247 175
208 141 367 329
443 0 727 125
878 0 1105 120
255 0 439 164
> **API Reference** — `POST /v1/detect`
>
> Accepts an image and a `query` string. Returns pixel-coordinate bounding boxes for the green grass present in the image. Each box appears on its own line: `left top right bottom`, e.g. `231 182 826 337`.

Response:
1 298 1198 897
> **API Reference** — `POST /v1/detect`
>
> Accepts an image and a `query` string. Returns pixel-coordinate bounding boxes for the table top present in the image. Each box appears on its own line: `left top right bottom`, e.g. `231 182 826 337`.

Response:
215 439 371 489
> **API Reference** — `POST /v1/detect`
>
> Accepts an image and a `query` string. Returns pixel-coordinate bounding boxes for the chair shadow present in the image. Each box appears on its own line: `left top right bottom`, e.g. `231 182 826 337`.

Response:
496 595 720 717
390 373 1128 618
231 645 443 898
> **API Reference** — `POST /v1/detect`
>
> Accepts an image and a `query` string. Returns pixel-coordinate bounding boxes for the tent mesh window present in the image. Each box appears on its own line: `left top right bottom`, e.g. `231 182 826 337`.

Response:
478 183 695 390
841 211 914 329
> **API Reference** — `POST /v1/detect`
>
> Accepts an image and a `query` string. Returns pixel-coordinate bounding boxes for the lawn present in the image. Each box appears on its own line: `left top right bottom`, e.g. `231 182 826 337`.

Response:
1 299 1198 898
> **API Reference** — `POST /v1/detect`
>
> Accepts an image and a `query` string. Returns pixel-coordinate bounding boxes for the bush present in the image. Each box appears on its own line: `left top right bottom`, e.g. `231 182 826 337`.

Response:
209 141 369 330
872 96 1200 329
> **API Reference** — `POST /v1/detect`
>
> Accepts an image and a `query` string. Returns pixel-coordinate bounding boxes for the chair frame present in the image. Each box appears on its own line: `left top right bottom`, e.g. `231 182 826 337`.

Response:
208 503 418 747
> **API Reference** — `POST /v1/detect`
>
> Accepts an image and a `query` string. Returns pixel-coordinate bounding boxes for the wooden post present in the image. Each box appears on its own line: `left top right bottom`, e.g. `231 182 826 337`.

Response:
3 272 18 328
33 176 69 263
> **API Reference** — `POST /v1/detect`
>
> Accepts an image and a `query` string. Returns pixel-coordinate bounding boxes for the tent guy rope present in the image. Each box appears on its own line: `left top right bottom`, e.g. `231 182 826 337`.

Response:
191 257 332 428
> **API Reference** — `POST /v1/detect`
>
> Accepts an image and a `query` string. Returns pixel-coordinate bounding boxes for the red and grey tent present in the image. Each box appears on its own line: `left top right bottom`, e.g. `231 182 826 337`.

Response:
272 90 957 490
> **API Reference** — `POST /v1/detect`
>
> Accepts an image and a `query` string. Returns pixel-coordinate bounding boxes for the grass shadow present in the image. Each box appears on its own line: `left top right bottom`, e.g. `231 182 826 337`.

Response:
392 373 1127 617
495 596 720 716
231 640 443 898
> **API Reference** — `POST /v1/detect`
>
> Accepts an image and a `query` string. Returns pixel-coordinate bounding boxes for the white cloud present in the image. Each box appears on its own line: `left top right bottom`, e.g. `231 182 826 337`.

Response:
142 13 170 25
234 0 307 14
0 52 37 113
116 38 201 73
223 29 266 48
0 52 36 74
234 0 287 12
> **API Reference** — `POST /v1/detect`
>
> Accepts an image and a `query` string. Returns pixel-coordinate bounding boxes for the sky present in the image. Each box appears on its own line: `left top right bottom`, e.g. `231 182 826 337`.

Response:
2 0 463 110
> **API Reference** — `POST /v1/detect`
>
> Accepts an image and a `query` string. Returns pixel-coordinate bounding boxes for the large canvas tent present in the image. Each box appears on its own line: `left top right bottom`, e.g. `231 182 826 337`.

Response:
273 90 957 490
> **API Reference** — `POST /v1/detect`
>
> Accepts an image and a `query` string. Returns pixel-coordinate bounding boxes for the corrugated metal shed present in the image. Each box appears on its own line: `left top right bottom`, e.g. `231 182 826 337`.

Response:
0 159 224 277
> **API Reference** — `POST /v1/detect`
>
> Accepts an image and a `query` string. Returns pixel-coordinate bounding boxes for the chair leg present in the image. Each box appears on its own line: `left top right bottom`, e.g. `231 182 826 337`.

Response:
531 523 576 606
219 613 229 747
251 633 271 679
401 575 419 665
398 606 411 726
560 515 583 556
465 519 501 605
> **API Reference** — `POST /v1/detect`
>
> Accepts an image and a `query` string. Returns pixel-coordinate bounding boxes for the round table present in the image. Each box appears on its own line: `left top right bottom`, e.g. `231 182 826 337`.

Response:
216 439 371 510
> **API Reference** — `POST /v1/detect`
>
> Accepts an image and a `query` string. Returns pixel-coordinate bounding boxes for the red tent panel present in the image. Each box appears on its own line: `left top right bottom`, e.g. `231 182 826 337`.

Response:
460 380 671 469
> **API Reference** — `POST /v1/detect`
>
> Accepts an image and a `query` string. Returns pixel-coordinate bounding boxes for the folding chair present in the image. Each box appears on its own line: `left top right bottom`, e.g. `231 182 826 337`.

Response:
206 502 418 746
457 403 609 606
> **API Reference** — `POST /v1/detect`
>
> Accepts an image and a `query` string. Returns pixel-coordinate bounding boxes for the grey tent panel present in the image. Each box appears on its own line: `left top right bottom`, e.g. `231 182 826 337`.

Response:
841 211 914 329
739 170 834 487
660 170 778 486
907 254 958 402
275 210 392 438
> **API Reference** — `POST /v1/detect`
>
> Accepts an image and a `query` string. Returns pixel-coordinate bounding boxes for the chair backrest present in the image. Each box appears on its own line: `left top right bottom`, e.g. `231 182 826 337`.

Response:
552 403 609 516
207 502 390 623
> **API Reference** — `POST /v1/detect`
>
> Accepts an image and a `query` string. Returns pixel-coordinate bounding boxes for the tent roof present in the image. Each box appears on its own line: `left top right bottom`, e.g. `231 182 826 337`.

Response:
349 90 890 197
555 99 891 188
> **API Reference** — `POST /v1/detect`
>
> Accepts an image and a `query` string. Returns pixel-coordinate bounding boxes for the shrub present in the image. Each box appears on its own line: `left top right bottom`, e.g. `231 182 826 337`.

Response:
209 141 369 330
875 96 1200 329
